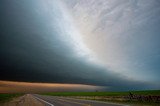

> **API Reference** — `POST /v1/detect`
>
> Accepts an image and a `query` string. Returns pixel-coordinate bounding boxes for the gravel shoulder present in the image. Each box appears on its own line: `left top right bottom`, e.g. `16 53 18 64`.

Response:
0 94 45 106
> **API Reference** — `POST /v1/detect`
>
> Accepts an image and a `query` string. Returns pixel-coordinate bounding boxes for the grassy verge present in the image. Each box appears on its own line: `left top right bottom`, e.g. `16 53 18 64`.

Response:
97 99 160 106
79 97 160 106
42 90 160 96
0 93 23 103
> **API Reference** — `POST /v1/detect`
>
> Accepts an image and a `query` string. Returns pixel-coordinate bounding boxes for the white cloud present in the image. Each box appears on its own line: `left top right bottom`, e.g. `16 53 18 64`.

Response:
62 0 160 81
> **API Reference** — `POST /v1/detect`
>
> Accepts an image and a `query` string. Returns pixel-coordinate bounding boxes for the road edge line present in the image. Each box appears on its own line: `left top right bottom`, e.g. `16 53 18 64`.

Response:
33 95 54 106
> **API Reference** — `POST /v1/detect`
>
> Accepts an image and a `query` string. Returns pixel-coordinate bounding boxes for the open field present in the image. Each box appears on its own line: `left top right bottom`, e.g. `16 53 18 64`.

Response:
0 94 22 102
42 90 160 96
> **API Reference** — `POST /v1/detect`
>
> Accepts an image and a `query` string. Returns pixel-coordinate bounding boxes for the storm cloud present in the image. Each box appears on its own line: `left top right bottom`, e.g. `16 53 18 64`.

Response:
0 0 160 91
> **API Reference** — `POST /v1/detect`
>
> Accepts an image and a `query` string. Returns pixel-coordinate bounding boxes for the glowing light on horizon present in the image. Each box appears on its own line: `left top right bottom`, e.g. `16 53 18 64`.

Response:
0 80 105 93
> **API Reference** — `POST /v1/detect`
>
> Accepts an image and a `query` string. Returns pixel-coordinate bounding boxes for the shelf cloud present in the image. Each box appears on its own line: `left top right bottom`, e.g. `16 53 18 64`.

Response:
0 0 160 91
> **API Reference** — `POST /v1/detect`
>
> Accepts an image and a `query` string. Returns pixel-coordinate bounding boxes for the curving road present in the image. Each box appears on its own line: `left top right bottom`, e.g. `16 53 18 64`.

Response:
32 94 128 106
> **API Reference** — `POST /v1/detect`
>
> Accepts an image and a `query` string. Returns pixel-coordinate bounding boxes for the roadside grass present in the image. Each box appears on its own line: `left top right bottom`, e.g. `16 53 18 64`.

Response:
99 99 160 106
0 93 22 103
42 90 160 96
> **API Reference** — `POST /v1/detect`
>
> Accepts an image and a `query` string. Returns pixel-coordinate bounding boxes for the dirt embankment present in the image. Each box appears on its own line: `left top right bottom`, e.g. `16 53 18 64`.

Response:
0 94 45 106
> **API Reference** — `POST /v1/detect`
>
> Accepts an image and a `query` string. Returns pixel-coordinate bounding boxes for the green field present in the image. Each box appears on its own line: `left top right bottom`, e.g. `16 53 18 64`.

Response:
42 90 160 96
0 94 22 102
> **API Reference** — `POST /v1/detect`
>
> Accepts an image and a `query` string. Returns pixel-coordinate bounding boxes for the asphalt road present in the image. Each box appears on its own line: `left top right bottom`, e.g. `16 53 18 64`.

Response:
32 94 128 106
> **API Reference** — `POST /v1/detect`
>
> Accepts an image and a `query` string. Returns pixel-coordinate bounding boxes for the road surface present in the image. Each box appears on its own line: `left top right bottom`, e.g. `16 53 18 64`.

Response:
32 94 128 106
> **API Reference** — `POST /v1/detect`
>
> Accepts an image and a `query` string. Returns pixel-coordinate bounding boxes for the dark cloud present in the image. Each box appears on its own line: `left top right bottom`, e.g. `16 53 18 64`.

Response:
0 0 157 91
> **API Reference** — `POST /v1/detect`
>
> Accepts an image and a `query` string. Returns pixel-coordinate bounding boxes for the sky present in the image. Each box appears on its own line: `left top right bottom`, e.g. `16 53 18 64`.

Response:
0 0 160 92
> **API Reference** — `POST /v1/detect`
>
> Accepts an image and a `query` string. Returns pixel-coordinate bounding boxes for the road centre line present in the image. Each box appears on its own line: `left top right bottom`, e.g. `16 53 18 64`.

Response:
58 98 91 106
53 100 71 106
59 97 128 106
33 95 54 106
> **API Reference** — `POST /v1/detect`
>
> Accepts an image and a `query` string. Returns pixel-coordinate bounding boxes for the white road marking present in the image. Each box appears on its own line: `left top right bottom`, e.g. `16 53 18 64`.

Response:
59 97 128 106
32 95 54 106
